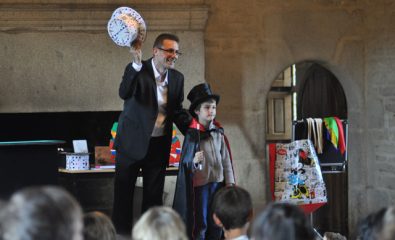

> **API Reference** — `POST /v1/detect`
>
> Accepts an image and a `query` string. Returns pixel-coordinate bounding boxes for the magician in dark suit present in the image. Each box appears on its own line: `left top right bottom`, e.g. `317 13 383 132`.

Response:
112 33 191 234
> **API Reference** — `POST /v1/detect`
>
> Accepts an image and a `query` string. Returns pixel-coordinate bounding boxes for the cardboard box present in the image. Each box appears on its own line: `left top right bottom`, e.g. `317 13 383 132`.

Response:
95 146 115 166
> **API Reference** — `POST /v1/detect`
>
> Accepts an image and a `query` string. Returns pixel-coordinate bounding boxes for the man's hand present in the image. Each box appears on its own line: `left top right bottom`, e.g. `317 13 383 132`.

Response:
130 40 142 65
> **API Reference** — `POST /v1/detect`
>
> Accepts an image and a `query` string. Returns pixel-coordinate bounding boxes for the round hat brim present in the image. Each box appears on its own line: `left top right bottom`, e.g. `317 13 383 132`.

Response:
110 7 146 43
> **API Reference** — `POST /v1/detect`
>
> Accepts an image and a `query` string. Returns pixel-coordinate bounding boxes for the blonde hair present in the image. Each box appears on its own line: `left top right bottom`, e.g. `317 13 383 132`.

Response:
132 206 188 240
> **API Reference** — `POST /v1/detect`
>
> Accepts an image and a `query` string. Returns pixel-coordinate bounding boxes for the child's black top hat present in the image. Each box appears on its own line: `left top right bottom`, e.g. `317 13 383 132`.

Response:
187 83 220 117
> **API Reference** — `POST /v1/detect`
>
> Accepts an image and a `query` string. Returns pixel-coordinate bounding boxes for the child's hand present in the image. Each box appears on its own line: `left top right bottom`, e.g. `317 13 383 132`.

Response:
193 151 205 164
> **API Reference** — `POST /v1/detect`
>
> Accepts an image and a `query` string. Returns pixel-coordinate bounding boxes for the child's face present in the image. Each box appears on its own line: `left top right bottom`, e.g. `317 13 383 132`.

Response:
195 100 217 124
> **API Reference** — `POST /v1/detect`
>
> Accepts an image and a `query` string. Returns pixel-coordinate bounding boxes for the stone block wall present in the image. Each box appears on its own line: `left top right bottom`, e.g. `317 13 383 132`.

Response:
0 2 207 112
203 0 395 236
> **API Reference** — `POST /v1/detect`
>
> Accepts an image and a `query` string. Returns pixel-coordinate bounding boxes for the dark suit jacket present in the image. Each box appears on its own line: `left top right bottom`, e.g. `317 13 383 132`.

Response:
114 58 190 162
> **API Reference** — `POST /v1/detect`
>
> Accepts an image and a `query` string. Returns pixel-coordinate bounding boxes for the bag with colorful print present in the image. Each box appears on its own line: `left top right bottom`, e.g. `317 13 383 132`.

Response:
274 139 327 212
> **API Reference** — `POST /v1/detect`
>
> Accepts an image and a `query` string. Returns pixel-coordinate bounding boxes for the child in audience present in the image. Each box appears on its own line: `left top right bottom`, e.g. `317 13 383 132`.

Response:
173 83 235 240
212 186 253 240
83 211 116 240
132 206 188 240
0 185 83 240
251 202 315 240
323 232 347 240
356 206 395 240
0 199 8 237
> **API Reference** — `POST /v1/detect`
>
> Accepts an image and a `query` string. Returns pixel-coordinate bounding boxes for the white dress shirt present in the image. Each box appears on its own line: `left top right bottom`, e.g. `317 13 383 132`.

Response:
132 60 168 137
150 59 168 136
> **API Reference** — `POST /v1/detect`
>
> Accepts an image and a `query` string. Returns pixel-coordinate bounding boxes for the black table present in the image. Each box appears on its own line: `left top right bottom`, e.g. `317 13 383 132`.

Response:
58 167 178 217
0 140 65 199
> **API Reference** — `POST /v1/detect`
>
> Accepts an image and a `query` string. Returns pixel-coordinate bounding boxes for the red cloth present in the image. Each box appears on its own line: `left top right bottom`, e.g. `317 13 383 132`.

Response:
334 117 346 155
188 118 205 131
269 143 277 201
299 202 326 214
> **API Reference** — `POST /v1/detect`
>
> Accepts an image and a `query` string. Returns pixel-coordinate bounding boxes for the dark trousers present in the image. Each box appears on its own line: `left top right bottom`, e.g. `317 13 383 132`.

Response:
193 182 223 240
112 136 168 234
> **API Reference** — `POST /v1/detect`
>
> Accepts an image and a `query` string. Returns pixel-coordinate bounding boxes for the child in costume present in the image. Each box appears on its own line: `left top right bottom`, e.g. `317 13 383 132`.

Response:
173 83 235 240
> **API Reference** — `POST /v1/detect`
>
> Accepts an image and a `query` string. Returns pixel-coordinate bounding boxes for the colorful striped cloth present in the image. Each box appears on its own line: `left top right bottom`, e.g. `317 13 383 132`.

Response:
323 117 346 155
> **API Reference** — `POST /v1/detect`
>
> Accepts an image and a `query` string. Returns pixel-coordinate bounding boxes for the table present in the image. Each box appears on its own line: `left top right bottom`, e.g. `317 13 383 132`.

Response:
0 140 65 199
58 166 179 217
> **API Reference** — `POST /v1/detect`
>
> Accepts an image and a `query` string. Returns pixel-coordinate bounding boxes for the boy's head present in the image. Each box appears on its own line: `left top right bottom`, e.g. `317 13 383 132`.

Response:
194 99 217 124
187 83 220 119
211 186 253 231
83 211 116 240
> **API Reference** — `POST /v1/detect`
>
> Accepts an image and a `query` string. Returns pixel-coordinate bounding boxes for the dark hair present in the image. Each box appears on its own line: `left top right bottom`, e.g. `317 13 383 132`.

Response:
251 202 315 240
356 207 387 240
356 206 395 240
212 186 252 230
83 211 116 240
153 33 179 48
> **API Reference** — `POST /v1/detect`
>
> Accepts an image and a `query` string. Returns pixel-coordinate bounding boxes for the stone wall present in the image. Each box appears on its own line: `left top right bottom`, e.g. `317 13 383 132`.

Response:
2 0 395 236
0 2 207 112
203 0 395 235
364 0 395 220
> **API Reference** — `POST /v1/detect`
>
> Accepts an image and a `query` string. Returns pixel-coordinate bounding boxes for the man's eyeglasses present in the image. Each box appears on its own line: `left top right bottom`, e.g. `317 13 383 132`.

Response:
158 47 182 56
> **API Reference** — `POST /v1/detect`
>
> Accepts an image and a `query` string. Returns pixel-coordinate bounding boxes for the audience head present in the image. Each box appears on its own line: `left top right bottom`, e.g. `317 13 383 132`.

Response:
0 199 8 237
1 185 83 240
251 202 315 240
323 231 347 240
132 206 188 240
380 206 395 240
356 206 395 240
212 186 253 231
83 211 116 240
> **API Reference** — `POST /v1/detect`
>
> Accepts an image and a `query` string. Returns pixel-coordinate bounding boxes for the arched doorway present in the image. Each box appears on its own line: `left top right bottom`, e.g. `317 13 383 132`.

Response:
266 61 348 236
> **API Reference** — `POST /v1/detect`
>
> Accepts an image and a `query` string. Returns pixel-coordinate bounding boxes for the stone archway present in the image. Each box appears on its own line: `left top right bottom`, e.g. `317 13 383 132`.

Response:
266 60 364 237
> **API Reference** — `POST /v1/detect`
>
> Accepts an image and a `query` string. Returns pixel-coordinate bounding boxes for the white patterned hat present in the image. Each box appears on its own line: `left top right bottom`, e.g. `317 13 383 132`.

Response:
107 7 147 47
